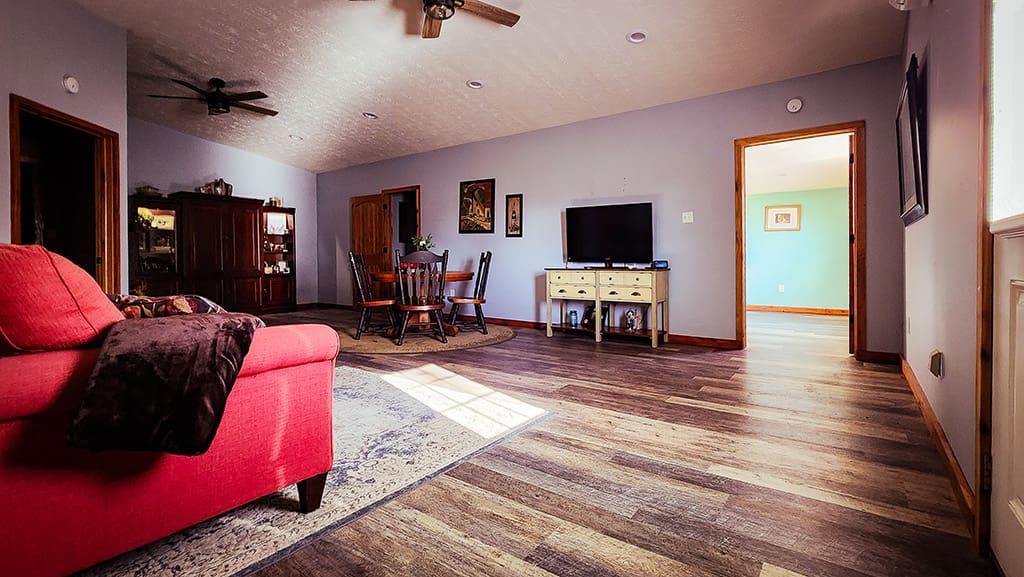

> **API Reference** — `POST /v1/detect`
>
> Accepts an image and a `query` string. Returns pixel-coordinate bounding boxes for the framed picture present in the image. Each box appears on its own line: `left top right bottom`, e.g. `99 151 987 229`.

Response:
896 53 927 226
505 193 523 237
764 205 801 232
459 178 495 234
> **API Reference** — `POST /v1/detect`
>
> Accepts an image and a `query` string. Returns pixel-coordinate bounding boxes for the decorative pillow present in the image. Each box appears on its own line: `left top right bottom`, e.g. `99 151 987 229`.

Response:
0 244 125 355
107 294 226 319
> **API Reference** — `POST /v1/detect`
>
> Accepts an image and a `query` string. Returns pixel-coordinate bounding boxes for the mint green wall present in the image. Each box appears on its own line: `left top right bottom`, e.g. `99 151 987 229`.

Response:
746 187 849 309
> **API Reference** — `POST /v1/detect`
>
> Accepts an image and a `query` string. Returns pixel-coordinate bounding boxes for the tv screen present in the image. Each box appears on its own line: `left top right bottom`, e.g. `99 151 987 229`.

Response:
566 202 653 265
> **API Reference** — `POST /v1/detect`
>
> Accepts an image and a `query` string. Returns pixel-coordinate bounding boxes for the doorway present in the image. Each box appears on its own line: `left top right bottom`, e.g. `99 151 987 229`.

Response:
735 121 866 357
10 95 120 291
350 185 420 300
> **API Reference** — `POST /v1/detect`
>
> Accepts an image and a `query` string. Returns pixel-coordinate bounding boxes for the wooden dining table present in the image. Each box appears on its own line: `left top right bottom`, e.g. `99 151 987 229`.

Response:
368 270 474 284
369 270 474 336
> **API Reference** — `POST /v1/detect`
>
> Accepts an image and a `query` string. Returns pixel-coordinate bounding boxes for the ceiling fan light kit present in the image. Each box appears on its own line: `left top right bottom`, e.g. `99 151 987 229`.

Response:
425 0 463 20
351 0 519 39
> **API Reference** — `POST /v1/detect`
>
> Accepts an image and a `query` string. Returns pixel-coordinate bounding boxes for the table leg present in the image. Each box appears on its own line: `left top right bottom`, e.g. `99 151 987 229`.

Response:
546 297 553 337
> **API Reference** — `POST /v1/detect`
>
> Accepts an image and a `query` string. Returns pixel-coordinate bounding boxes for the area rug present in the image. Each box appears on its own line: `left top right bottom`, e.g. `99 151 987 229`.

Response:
77 365 549 577
337 324 515 354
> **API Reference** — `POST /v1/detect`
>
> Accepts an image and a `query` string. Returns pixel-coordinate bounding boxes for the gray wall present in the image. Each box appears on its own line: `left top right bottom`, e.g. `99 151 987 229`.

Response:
0 0 128 286
902 1 981 488
128 118 319 304
318 58 904 351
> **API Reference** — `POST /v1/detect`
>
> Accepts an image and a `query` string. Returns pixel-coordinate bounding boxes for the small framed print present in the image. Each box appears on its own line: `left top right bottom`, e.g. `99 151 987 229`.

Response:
764 205 801 232
505 193 522 237
459 178 495 234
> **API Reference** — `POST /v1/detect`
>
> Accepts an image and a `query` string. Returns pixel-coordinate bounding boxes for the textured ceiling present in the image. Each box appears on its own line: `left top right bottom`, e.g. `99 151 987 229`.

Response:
73 0 905 173
745 134 851 195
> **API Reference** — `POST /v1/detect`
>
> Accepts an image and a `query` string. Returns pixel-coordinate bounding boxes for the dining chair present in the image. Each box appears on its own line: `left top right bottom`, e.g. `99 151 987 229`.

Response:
348 251 396 339
394 248 449 345
447 250 491 334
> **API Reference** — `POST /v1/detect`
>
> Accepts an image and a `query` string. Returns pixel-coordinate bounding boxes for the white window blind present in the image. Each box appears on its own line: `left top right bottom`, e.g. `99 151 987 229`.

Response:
991 0 1024 234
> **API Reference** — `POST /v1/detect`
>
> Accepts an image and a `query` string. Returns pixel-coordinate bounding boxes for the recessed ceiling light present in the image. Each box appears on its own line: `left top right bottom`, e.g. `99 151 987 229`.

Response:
288 134 304 142
362 112 379 120
627 30 648 44
466 80 484 89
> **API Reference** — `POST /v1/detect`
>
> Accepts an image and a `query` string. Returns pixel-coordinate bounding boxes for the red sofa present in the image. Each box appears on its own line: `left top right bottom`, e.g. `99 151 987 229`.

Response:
0 245 339 577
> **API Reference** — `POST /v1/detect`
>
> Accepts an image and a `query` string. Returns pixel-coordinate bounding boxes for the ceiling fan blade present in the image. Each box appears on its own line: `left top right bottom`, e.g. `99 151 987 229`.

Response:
147 94 205 101
226 91 268 102
233 102 279 117
170 78 209 95
460 0 519 27
422 14 442 38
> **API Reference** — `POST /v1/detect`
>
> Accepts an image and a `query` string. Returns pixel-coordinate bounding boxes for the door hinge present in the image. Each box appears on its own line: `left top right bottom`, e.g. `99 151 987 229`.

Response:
849 234 855 245
849 153 854 164
95 257 103 265
982 452 993 493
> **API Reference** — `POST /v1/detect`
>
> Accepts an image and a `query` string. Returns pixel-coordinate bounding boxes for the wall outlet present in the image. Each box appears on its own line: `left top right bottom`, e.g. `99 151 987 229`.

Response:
778 284 785 293
681 211 694 224
448 288 455 296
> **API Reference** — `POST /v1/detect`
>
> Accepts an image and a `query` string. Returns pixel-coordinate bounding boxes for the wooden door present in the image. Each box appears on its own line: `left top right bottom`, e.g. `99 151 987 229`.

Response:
225 204 261 274
848 133 856 354
994 281 1024 576
351 194 393 298
183 202 223 276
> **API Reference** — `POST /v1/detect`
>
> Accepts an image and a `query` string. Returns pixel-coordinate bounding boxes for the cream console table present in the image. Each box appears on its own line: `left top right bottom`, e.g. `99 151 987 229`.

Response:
545 268 670 348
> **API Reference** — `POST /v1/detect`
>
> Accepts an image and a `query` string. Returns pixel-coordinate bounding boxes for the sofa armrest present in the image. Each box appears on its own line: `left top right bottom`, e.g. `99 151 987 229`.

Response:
238 324 339 377
0 348 99 422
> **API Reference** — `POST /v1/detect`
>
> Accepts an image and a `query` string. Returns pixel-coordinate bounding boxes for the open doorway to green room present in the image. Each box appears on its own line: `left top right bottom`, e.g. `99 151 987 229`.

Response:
734 121 866 357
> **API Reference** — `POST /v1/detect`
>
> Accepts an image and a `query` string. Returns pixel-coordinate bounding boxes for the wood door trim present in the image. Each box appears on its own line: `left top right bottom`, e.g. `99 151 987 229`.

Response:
734 121 867 356
10 94 121 292
975 0 994 552
382 184 421 245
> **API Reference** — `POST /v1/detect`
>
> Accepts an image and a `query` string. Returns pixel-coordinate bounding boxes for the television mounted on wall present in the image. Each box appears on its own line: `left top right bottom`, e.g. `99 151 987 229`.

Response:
896 53 927 226
566 202 653 267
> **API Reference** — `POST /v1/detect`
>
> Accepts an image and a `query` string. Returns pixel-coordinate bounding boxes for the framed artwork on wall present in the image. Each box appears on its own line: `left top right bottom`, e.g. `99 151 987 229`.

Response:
459 178 495 234
506 193 523 237
764 205 801 232
896 53 927 226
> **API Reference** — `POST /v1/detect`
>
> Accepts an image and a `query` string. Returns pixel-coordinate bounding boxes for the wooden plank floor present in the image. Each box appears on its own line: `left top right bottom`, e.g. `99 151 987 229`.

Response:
254 310 991 577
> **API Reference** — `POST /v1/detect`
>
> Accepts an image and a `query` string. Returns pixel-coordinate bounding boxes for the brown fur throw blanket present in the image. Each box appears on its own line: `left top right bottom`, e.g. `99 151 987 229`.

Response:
66 313 264 456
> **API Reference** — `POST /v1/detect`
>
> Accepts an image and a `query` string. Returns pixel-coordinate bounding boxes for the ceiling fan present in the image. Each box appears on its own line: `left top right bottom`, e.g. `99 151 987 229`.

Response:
352 0 520 39
147 77 279 117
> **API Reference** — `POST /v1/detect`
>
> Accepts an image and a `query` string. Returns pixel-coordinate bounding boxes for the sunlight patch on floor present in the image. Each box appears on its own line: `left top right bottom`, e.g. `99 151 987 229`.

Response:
760 563 807 577
381 364 547 439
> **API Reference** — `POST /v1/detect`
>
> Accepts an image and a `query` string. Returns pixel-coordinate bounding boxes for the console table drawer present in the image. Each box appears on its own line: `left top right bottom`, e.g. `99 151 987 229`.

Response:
601 271 652 287
600 286 652 302
549 284 596 299
549 271 595 284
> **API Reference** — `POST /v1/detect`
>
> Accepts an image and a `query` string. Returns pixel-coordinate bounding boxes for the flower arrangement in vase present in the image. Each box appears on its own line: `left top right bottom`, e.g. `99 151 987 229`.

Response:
410 233 435 252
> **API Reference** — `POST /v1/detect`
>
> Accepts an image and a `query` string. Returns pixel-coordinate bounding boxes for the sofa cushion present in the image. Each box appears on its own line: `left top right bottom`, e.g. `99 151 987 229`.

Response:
0 244 124 355
108 294 226 318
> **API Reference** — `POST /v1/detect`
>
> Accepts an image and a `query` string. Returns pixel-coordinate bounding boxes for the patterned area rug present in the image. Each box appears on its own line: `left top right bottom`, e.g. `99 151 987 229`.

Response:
77 365 549 577
337 324 515 354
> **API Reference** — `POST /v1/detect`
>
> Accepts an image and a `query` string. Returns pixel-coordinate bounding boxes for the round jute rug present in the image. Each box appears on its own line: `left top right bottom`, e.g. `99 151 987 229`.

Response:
337 324 515 354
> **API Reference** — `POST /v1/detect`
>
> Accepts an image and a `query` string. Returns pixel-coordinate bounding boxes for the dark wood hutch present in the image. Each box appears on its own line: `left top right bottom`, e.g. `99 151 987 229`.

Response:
128 192 297 314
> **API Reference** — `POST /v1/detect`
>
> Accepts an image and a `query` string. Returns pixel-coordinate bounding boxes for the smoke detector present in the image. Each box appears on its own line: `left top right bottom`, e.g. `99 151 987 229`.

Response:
889 0 930 10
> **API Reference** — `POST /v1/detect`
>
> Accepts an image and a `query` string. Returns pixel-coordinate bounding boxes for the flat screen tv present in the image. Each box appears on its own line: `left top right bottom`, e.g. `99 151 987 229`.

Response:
566 202 653 266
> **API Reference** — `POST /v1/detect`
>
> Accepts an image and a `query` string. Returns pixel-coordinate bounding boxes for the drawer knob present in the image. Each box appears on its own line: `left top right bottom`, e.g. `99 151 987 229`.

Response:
558 289 567 294
609 290 619 295
631 291 642 297
578 289 587 295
